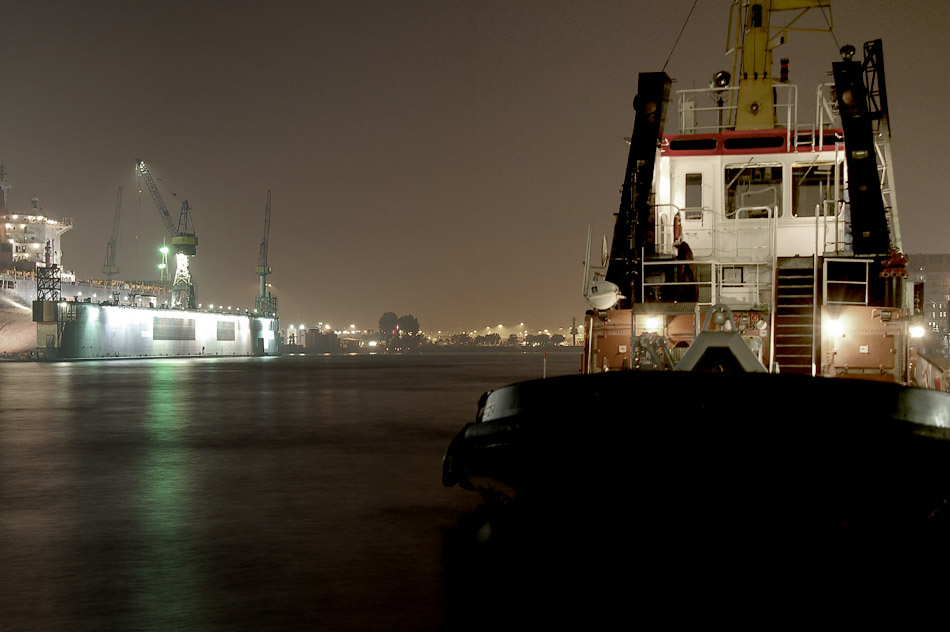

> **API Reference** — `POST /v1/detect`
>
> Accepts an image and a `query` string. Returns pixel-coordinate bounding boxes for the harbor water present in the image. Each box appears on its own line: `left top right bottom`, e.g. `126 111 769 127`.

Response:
0 350 581 631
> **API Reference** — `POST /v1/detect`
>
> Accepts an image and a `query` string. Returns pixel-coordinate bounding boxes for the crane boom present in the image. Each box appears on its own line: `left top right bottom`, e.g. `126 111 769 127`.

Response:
257 190 272 272
254 190 276 317
136 160 177 236
110 186 123 245
102 186 123 280
135 158 198 309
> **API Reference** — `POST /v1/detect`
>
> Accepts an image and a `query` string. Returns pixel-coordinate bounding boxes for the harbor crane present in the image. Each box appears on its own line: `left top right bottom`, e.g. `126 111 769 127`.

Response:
136 159 198 309
101 186 122 280
254 190 277 317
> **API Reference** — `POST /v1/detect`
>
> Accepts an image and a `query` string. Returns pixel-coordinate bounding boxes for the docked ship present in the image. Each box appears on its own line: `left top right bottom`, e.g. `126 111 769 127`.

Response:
1 181 170 357
442 1 950 538
1 168 279 359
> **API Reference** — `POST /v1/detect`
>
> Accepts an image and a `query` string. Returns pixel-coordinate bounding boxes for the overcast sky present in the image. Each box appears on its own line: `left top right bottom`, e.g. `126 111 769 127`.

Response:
1 0 946 333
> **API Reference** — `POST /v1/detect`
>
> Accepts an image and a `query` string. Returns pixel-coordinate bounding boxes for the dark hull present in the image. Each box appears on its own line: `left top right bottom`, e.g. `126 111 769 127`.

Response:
442 372 950 621
442 372 950 623
444 371 950 532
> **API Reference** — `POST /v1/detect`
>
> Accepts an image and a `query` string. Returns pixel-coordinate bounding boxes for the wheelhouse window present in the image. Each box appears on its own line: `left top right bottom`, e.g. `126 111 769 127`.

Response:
685 173 703 220
725 165 782 219
792 163 836 217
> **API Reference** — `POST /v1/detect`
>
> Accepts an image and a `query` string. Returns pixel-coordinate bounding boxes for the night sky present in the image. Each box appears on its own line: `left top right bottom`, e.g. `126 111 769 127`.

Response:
1 1 946 334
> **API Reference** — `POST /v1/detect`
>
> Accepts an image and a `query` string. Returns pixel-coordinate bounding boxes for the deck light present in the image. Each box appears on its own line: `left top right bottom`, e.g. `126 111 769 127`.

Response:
826 319 845 338
711 70 730 89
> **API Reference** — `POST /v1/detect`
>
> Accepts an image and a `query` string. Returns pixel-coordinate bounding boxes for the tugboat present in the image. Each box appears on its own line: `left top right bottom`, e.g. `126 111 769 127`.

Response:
579 9 922 383
442 1 950 544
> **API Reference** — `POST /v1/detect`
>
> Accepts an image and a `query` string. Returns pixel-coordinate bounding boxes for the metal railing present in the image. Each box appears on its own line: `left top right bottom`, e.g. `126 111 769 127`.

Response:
641 259 773 308
677 82 846 156
653 203 681 256
676 84 798 143
642 259 714 305
717 205 777 262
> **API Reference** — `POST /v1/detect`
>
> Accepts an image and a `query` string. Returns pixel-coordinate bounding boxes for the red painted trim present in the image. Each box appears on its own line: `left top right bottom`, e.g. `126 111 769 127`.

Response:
661 128 844 157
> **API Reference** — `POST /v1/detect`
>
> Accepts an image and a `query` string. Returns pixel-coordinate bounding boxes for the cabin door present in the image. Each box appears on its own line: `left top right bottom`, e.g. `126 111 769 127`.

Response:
670 161 715 258
775 162 840 257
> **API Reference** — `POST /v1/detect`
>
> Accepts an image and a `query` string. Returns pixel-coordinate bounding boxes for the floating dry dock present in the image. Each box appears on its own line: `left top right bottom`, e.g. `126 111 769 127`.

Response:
33 300 279 359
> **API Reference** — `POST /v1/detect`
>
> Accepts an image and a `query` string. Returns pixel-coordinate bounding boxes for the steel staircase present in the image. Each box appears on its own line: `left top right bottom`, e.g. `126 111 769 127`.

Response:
774 258 816 375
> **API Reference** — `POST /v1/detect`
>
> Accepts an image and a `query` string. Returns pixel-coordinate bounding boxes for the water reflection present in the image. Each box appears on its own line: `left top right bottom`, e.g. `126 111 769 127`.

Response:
0 351 582 630
134 360 204 630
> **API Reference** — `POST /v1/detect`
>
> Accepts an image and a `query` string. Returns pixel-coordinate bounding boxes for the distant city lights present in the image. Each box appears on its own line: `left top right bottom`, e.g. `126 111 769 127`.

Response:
275 318 581 350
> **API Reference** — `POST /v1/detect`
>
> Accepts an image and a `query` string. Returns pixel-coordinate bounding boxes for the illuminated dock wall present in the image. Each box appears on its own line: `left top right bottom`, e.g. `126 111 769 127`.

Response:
56 304 279 359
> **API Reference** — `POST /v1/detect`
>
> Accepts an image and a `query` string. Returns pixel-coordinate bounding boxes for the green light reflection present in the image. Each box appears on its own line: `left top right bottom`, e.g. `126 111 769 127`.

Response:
134 361 205 629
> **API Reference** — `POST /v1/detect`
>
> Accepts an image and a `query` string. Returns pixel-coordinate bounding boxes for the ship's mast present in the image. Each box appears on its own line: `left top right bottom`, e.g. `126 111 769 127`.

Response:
733 0 832 130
